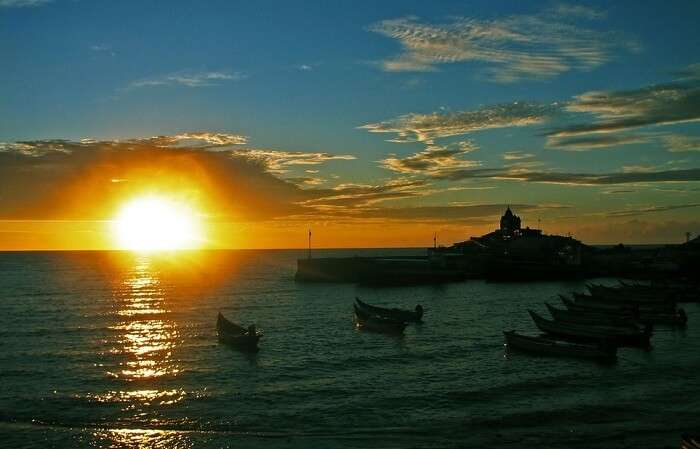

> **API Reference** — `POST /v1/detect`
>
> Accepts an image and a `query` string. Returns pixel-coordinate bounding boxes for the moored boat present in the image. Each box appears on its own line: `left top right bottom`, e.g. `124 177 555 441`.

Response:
559 296 687 326
620 281 699 303
503 331 616 363
545 303 641 330
217 312 261 351
586 283 677 305
355 297 423 323
572 292 675 313
529 310 651 348
353 303 407 333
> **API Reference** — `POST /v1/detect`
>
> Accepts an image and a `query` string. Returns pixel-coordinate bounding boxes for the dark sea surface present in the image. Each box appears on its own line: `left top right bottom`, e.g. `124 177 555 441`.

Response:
0 249 697 448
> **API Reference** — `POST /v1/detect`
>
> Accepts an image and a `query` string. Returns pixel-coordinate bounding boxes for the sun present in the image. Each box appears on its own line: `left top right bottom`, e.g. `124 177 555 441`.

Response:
112 196 203 251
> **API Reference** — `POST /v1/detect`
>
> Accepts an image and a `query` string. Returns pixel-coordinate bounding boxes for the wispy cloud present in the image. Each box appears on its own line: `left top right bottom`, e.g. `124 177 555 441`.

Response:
502 151 535 160
360 101 559 144
546 133 649 150
0 0 50 7
126 70 247 90
437 168 700 185
548 67 700 138
362 102 557 177
607 203 700 217
230 149 355 174
662 133 700 152
0 133 358 222
381 140 480 175
89 44 111 52
368 4 638 82
296 62 324 72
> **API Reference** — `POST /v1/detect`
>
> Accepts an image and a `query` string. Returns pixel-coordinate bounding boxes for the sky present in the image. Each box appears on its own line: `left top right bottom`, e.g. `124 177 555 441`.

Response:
1 0 700 250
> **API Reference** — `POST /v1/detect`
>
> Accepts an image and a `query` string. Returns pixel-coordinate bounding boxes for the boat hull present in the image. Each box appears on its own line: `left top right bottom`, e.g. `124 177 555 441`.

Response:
504 331 616 363
353 304 407 334
355 298 422 323
529 310 650 348
217 312 261 352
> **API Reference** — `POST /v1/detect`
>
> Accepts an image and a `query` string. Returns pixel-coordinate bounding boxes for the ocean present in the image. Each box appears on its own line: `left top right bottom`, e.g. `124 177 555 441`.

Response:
0 249 697 448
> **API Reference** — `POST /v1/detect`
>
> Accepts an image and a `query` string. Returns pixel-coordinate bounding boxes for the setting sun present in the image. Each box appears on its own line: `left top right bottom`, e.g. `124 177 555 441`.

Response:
112 196 202 251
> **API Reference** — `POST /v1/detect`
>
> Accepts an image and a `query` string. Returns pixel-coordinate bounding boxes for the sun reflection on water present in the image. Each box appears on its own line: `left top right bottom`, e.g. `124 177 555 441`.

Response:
91 428 193 449
107 257 180 381
93 254 191 447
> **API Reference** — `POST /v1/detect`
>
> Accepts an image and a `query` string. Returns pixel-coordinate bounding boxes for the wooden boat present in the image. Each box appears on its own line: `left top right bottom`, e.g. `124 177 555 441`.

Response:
587 283 676 304
529 310 651 348
503 331 616 363
620 281 699 303
560 296 687 326
545 303 641 330
560 294 631 314
353 304 407 333
682 434 700 449
216 312 261 351
355 297 423 323
569 293 639 312
572 292 675 313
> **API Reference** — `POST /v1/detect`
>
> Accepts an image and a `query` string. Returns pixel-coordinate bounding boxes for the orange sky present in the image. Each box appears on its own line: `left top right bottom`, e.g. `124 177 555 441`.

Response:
1 135 697 250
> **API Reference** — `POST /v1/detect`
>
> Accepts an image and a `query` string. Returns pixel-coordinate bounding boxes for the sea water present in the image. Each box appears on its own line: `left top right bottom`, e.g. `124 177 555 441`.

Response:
0 249 697 448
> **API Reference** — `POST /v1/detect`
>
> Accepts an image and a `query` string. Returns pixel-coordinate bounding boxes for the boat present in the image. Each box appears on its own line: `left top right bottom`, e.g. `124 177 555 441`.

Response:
503 331 616 363
353 304 407 333
216 312 261 351
355 297 423 323
587 283 676 305
682 434 700 449
619 281 699 303
560 296 688 326
560 294 631 314
569 293 639 312
529 310 651 348
545 303 641 330
572 292 675 313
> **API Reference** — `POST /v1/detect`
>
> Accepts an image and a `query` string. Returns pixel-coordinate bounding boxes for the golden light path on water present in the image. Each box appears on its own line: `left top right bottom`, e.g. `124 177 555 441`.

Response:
93 255 192 448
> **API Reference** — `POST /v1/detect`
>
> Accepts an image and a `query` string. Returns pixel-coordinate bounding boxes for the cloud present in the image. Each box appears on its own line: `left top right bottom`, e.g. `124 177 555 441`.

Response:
548 72 700 138
0 132 250 158
126 71 247 90
502 151 535 160
229 149 355 174
360 101 559 143
300 179 427 209
380 140 480 175
0 0 50 7
435 167 700 185
601 189 635 195
368 5 637 82
284 176 326 186
606 203 700 217
0 134 356 222
348 203 569 222
662 133 700 152
674 63 700 80
285 199 569 224
362 100 556 178
551 3 606 20
546 133 649 150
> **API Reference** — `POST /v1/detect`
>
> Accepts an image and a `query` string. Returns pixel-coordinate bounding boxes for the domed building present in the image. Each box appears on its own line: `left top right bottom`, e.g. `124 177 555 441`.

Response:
447 206 586 280
499 206 521 237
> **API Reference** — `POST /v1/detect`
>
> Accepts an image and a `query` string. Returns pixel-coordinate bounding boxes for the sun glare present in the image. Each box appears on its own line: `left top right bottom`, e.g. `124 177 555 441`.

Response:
113 196 202 251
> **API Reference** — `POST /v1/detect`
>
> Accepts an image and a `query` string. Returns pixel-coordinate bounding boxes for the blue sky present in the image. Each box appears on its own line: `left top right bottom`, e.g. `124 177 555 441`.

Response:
1 0 700 247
